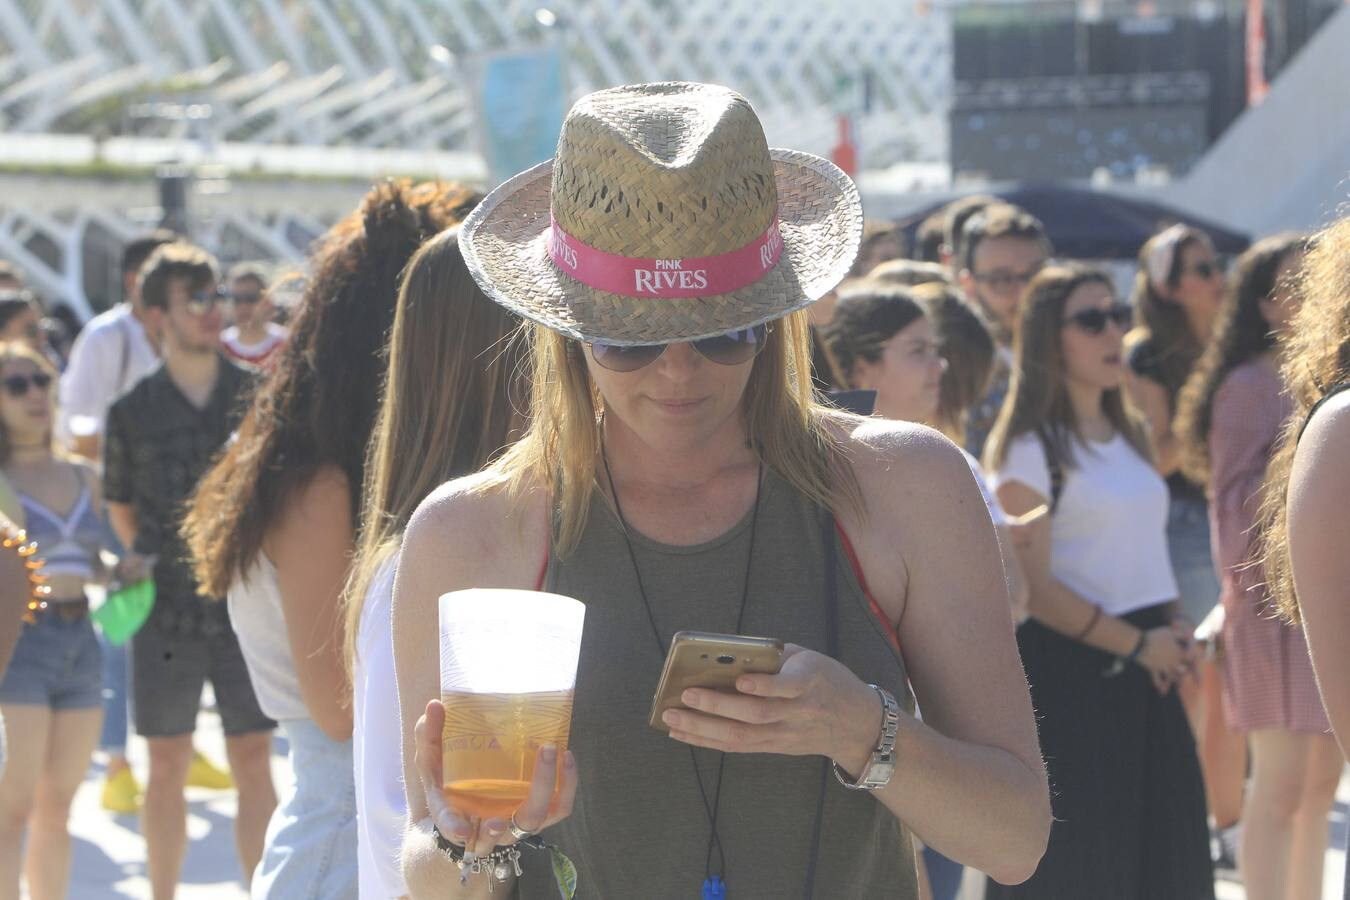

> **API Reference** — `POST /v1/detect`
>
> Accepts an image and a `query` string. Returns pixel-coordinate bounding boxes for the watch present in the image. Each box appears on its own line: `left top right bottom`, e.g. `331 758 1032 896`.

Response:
833 684 900 791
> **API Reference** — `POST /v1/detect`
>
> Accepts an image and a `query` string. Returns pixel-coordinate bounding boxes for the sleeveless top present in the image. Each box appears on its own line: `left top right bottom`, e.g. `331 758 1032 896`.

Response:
1297 382 1350 445
229 554 308 721
518 471 919 900
18 478 110 581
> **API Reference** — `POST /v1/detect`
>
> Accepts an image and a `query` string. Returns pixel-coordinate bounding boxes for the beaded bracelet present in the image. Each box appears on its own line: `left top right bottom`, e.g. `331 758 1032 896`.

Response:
3 526 49 623
432 824 525 892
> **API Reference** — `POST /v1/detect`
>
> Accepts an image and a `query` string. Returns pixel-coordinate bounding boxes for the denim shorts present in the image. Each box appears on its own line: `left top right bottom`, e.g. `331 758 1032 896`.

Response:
1166 495 1221 625
252 718 357 899
0 612 103 710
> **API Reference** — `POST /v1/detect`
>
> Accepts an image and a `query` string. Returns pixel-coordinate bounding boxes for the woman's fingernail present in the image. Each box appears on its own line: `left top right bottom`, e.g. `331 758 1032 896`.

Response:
541 744 557 763
663 710 680 727
564 750 576 770
737 677 755 692
485 820 505 836
681 688 699 706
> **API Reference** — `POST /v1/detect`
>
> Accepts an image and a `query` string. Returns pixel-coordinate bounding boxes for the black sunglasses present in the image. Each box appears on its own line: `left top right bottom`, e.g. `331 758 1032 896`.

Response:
589 324 770 373
3 372 52 397
185 286 227 316
230 291 262 306
1063 303 1132 335
1182 261 1221 280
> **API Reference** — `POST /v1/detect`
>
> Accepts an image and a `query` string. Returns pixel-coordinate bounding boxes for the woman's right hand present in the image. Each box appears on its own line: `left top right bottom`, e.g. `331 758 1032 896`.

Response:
413 699 579 858
1135 627 1188 694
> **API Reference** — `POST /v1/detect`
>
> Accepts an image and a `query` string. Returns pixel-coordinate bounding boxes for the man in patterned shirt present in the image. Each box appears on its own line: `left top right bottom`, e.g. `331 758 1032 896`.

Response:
103 242 276 899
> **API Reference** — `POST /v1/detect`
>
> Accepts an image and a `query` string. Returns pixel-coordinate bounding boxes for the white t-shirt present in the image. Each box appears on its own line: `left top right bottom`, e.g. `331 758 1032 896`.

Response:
992 431 1177 616
221 323 288 367
961 447 1006 526
353 556 409 899
58 305 159 441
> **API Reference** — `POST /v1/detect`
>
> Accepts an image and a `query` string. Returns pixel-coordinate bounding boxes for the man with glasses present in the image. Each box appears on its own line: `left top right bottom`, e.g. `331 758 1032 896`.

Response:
957 204 1053 457
103 243 276 899
220 263 287 369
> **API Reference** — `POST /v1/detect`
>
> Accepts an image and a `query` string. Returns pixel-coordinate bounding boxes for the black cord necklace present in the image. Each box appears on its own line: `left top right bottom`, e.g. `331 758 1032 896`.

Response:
600 442 763 900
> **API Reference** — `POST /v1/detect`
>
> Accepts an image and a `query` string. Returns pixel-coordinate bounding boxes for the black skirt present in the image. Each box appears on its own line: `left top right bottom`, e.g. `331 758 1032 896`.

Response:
986 604 1215 900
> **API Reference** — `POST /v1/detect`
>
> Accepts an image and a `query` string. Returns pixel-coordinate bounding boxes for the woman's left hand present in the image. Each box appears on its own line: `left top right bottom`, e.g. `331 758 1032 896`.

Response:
663 643 884 776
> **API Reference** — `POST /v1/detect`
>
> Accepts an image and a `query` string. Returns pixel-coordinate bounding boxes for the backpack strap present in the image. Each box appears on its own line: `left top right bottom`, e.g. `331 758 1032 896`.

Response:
1034 427 1065 514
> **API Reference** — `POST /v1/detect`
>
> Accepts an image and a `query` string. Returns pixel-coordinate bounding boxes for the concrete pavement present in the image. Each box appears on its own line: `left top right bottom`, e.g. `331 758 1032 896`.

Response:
54 707 1350 899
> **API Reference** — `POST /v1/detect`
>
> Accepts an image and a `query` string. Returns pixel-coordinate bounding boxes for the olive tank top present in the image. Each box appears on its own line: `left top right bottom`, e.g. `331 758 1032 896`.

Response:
515 470 919 900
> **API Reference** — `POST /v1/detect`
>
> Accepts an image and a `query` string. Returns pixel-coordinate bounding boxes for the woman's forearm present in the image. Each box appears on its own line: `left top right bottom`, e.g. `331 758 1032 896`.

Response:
874 714 1049 884
1027 576 1140 657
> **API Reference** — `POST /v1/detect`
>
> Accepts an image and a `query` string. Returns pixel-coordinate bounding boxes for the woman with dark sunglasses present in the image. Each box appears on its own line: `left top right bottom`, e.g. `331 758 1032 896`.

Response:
1124 225 1243 862
0 341 136 899
1176 233 1339 900
984 263 1213 898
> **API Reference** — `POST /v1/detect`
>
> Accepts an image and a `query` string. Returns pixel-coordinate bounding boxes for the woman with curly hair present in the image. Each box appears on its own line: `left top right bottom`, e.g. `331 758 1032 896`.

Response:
1175 232 1338 900
1258 214 1350 900
182 179 479 898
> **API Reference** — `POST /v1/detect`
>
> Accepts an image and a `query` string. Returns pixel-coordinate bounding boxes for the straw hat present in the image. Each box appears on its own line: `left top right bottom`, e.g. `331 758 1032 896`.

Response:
459 82 863 345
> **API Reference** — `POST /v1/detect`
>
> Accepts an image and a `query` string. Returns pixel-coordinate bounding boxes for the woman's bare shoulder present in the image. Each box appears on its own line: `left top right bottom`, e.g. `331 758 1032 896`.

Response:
837 415 973 494
401 470 550 589
1295 391 1350 480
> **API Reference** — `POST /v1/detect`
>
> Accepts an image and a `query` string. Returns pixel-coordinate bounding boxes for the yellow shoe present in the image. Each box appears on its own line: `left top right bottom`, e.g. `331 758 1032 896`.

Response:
101 766 142 814
186 750 234 790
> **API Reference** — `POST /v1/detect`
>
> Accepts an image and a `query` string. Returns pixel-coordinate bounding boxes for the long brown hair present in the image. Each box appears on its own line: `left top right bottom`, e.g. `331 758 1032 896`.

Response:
185 180 480 598
343 227 529 668
984 264 1150 474
1127 226 1212 401
1174 232 1308 485
482 311 861 557
1260 215 1350 622
0 342 59 465
910 282 996 445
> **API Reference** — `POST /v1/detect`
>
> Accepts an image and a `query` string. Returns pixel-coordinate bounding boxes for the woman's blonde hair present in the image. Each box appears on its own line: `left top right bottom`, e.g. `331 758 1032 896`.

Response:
984 264 1150 475
481 311 860 558
0 341 59 465
343 227 530 670
1259 215 1350 623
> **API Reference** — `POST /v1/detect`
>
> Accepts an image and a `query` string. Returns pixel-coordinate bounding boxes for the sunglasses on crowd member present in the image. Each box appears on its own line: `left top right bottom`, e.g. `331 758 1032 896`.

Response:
973 265 1044 293
230 290 263 306
589 324 770 373
1181 260 1222 280
1063 303 1133 335
185 286 227 317
2 372 52 397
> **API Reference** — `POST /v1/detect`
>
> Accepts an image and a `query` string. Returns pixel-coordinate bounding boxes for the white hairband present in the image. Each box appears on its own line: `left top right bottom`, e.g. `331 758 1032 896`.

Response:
1146 224 1191 295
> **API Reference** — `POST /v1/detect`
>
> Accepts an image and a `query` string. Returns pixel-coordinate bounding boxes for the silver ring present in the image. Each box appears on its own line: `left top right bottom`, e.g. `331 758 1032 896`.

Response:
508 813 534 841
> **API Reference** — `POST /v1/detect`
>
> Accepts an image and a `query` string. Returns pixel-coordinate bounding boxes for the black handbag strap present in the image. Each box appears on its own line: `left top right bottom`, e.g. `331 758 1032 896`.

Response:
1034 427 1065 514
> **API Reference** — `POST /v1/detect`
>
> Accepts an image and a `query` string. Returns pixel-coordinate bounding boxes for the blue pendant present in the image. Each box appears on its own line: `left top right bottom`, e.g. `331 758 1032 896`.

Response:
702 876 726 900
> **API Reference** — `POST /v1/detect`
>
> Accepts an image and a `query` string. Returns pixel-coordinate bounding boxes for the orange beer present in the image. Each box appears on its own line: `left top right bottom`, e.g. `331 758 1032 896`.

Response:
441 688 574 819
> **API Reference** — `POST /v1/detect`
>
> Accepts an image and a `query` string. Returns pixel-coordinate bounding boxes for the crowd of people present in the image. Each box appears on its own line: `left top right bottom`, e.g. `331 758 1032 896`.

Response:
0 80 1345 900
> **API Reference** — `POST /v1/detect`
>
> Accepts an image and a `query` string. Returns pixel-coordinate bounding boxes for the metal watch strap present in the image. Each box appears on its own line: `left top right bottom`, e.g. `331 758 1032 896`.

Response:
833 684 900 791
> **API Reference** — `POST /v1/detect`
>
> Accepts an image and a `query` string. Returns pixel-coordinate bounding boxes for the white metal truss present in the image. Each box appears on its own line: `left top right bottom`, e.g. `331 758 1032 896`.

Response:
0 0 951 165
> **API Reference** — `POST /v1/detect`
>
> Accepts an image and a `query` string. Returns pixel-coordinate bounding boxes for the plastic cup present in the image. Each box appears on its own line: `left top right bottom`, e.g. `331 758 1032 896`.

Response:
438 589 585 819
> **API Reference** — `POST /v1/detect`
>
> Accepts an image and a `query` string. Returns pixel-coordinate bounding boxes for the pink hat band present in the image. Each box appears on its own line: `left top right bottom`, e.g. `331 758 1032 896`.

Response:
547 213 783 299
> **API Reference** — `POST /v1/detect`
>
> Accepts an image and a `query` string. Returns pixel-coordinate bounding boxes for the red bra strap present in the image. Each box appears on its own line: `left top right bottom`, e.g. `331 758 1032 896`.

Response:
834 522 901 655
534 551 549 592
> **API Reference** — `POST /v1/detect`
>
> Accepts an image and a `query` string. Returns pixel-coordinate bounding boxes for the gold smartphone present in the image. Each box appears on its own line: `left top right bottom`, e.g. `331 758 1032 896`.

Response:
648 631 785 732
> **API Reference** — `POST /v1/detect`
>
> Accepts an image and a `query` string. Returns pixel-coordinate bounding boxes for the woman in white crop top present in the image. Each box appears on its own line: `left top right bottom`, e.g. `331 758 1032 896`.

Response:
983 264 1213 898
344 225 528 898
